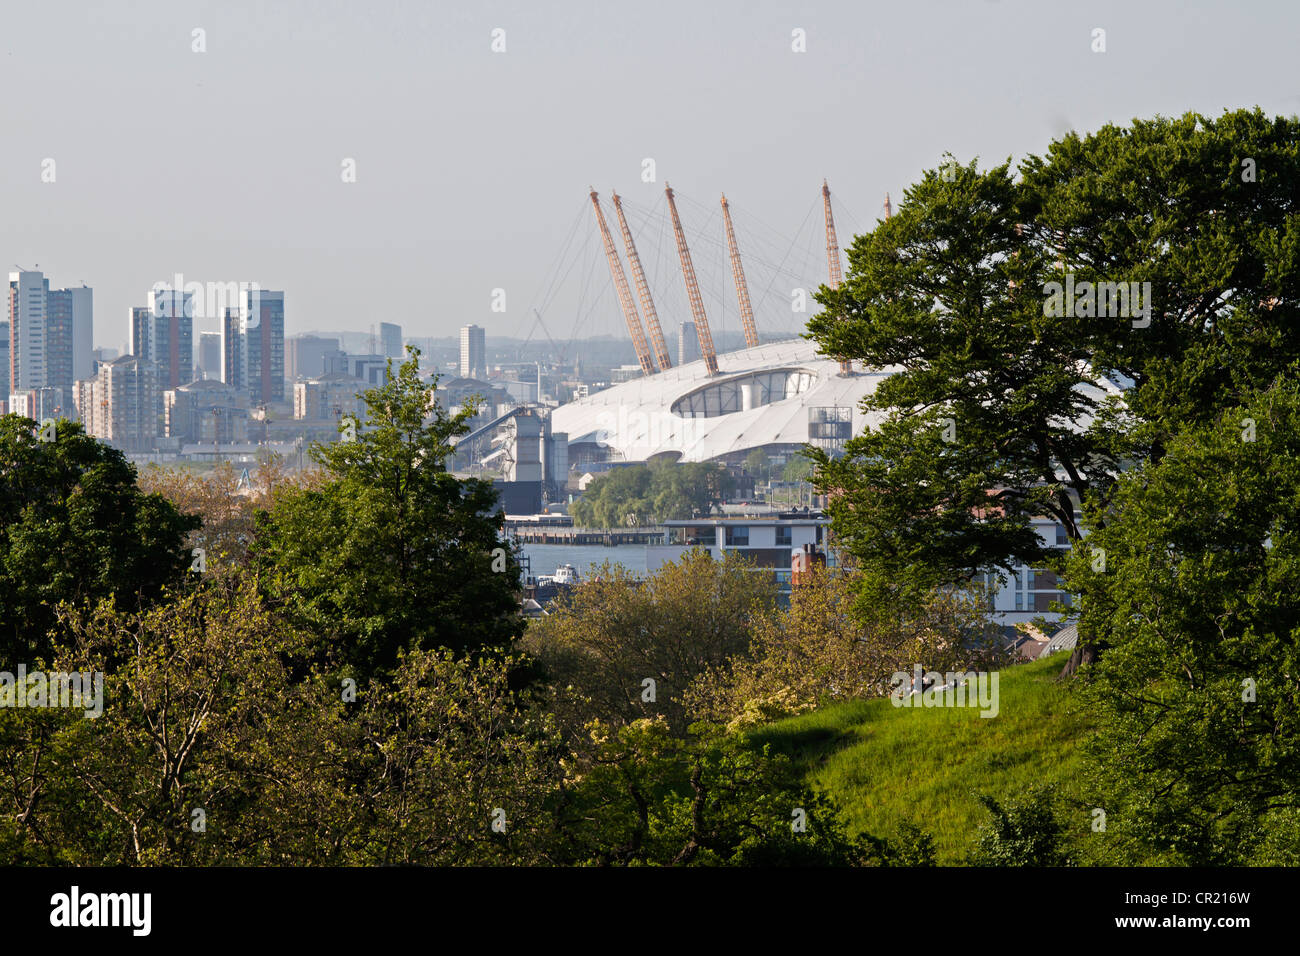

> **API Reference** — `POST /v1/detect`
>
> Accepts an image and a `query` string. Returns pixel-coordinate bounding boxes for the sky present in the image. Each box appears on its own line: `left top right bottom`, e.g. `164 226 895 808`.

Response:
2 0 1296 352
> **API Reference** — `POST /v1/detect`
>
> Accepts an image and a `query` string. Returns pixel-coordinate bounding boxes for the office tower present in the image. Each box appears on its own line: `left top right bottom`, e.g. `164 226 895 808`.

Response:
130 291 193 391
9 271 47 397
7 271 90 417
286 334 341 381
460 324 486 379
221 307 244 392
45 290 74 413
91 346 118 375
196 332 221 380
0 321 9 402
152 289 193 390
679 321 701 366
379 322 403 359
69 286 93 383
130 307 151 358
243 289 285 405
74 378 97 434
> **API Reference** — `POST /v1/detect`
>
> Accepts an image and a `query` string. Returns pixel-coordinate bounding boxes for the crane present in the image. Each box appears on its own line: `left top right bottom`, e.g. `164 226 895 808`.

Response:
822 180 851 375
720 194 760 349
590 188 656 376
611 191 673 371
664 183 720 376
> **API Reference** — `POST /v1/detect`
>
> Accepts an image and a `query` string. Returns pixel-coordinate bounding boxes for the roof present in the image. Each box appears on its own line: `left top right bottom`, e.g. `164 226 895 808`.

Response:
549 338 1125 465
551 338 894 463
1041 623 1079 655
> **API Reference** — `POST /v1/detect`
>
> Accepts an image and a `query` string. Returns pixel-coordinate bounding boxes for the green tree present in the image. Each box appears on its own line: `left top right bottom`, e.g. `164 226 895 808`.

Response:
550 717 891 866
570 462 732 528
0 415 198 663
1067 379 1300 864
0 574 561 866
968 790 1072 866
809 109 1300 675
251 348 523 680
807 155 1124 609
523 550 777 736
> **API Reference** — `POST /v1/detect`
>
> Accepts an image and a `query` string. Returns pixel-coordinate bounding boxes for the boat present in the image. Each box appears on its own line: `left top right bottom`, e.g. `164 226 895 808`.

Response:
551 564 581 586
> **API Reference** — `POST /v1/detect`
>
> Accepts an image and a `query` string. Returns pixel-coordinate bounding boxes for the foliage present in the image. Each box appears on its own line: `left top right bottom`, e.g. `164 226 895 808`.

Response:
807 154 1126 609
550 717 893 866
250 348 523 679
339 647 563 865
0 574 561 865
523 550 777 736
968 789 1072 866
0 414 198 663
1067 379 1300 864
781 455 815 483
807 108 1300 639
0 575 320 864
570 460 732 528
137 456 317 568
686 564 1004 729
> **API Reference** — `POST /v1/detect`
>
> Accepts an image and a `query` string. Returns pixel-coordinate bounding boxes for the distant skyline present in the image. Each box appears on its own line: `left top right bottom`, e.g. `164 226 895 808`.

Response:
3 0 1296 347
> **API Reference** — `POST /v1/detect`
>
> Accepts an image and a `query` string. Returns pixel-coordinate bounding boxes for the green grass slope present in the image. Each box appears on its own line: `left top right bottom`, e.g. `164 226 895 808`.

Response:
748 655 1092 863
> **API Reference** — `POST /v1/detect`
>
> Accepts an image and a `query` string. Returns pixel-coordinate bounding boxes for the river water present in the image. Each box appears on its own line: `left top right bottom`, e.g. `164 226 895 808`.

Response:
519 543 649 579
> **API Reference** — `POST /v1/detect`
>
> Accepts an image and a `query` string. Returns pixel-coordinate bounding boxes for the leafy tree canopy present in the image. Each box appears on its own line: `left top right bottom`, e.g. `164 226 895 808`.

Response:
808 108 1300 649
0 415 198 663
1068 377 1300 863
251 348 523 679
570 460 732 528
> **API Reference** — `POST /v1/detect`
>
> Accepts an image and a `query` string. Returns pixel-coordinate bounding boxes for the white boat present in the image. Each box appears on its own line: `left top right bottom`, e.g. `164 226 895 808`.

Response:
551 564 581 586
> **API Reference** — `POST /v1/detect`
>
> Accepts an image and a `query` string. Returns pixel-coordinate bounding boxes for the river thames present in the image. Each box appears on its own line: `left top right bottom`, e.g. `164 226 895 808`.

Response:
519 543 649 578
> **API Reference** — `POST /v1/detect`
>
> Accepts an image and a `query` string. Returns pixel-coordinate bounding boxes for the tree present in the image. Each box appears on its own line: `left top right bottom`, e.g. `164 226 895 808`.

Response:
549 717 893 866
968 790 1072 866
523 550 777 736
138 459 318 569
1022 109 1300 444
0 415 198 663
341 647 563 865
570 461 732 528
251 348 523 680
0 574 562 866
809 109 1300 675
1067 379 1300 864
807 155 1124 609
685 564 1003 729
0 575 328 864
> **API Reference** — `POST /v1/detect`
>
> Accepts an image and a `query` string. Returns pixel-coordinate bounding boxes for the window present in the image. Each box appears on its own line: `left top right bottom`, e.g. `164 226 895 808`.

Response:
726 526 749 547
776 525 792 547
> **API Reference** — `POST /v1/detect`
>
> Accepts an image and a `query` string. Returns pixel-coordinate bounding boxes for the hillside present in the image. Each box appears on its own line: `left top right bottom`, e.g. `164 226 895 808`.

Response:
749 655 1093 864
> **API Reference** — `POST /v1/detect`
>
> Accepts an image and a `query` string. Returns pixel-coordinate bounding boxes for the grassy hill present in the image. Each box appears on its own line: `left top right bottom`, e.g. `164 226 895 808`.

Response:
748 655 1093 864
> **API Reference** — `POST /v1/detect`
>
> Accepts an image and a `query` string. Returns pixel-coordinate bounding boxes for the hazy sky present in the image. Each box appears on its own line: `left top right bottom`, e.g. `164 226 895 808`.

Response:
2 0 1296 352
